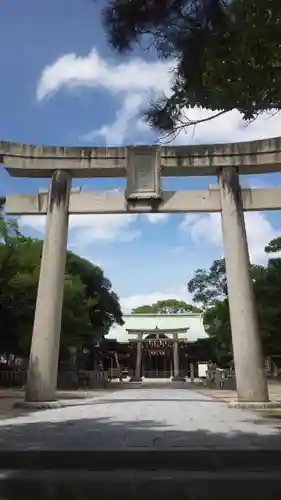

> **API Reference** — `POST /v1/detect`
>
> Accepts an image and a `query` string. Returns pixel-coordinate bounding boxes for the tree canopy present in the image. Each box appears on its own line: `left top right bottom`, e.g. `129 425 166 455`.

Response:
187 241 281 365
0 207 123 358
265 236 281 256
101 0 281 135
133 299 201 314
187 259 228 308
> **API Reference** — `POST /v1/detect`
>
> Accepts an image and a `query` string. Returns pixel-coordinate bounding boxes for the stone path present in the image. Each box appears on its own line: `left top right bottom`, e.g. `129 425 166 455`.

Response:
0 388 281 450
198 384 281 404
0 389 109 418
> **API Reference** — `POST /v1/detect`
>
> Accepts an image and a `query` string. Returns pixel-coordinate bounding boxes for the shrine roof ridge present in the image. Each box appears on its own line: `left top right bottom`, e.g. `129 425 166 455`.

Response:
106 311 207 342
2 136 281 177
123 311 202 318
123 313 202 318
126 327 190 333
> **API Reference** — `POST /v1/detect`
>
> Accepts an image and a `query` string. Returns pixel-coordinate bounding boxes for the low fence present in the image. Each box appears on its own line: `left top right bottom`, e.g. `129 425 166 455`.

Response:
2 365 279 391
205 367 236 390
0 369 27 388
142 370 172 379
205 360 281 390
0 369 109 390
57 369 109 390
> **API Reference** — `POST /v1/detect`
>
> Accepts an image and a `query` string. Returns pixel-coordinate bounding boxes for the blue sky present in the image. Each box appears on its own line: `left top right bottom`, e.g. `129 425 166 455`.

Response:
1 0 281 311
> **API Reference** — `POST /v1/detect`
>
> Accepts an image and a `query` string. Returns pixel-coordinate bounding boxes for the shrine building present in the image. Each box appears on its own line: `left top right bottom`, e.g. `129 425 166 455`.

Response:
105 313 210 380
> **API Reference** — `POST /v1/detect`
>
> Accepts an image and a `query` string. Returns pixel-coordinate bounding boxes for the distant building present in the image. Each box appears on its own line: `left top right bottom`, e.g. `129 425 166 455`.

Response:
104 313 210 379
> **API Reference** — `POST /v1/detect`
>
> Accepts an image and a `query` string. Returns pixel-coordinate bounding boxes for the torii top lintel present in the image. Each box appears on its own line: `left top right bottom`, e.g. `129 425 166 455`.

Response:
1 136 281 178
126 328 189 334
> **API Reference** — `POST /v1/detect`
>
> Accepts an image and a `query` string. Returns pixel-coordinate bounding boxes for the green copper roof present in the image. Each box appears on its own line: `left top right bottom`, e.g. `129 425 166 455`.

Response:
108 313 207 343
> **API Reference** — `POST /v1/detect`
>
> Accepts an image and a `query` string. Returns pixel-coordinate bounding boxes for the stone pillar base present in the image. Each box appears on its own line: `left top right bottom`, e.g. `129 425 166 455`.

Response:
171 376 186 383
228 400 281 409
130 376 142 382
14 400 62 410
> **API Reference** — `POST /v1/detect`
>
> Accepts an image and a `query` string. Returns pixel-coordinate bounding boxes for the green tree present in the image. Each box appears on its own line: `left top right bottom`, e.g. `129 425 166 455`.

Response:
0 222 123 357
203 299 232 366
188 244 281 363
133 299 201 314
0 199 20 243
0 205 27 354
255 240 281 356
188 258 264 308
66 251 124 341
187 260 232 363
187 259 227 308
265 237 281 254
102 0 281 136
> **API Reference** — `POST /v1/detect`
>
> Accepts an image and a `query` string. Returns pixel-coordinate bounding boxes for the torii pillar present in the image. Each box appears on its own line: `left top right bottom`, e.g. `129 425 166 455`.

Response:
218 167 269 402
25 170 72 402
172 332 185 382
131 333 143 382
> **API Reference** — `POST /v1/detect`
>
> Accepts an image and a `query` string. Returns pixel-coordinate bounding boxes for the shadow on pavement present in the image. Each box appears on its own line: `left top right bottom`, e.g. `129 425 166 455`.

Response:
0 406 281 499
0 407 280 455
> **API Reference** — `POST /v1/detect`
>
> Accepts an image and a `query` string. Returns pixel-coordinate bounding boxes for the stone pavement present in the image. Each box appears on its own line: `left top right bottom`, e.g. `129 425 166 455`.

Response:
0 387 281 451
198 382 281 404
0 389 110 418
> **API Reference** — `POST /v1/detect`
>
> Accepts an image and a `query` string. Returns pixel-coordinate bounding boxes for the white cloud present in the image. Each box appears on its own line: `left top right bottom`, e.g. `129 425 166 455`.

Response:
120 285 193 313
180 211 281 264
145 213 169 224
136 118 151 134
20 215 46 233
37 49 174 100
36 49 174 145
19 210 169 248
174 108 281 145
37 48 174 145
82 93 146 145
19 213 140 247
37 47 281 146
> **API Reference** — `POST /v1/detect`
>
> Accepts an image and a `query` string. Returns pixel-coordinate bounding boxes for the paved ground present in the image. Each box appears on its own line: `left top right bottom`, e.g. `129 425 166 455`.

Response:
0 387 281 450
198 382 281 404
0 389 110 419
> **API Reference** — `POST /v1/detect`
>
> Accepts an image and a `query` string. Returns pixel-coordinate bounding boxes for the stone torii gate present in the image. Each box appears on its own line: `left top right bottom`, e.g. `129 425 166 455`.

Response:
2 137 281 404
127 328 189 381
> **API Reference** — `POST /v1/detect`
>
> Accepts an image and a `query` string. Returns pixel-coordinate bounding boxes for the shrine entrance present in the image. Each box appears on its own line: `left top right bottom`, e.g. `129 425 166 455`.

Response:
128 328 187 381
142 334 173 379
3 138 277 402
